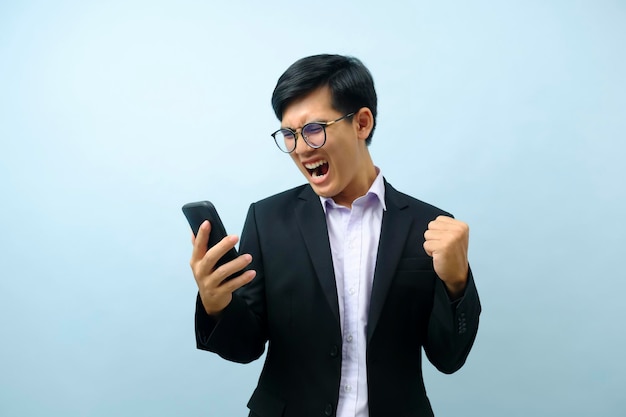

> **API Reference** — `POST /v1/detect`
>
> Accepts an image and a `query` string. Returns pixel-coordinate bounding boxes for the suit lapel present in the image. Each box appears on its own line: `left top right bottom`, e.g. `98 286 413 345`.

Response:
295 186 341 325
367 182 412 342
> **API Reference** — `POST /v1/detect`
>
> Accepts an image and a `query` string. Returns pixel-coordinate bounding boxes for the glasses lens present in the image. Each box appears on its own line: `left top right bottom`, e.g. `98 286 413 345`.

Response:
302 123 325 148
273 129 296 153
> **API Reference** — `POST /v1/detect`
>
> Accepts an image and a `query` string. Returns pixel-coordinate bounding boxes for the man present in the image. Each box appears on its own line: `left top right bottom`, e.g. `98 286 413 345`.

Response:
190 54 481 417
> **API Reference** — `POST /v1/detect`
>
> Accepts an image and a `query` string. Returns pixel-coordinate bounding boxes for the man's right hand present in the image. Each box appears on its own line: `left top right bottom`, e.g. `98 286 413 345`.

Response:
190 220 256 317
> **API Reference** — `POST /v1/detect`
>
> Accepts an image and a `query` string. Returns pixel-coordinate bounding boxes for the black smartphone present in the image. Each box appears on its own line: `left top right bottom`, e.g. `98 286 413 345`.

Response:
182 201 239 276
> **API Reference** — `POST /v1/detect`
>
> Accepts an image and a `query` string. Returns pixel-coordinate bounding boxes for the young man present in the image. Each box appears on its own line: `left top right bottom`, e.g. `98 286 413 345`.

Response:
190 54 481 417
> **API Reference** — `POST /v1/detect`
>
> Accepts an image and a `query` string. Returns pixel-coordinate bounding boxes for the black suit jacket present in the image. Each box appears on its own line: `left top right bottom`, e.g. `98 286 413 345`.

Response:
195 181 481 417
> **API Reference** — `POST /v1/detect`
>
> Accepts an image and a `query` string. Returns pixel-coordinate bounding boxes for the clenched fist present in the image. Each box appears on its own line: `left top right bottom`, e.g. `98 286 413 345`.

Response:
423 216 469 299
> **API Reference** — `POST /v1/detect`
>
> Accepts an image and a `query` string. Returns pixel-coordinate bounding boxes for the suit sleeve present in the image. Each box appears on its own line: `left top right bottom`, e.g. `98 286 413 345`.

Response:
194 203 268 364
423 266 481 374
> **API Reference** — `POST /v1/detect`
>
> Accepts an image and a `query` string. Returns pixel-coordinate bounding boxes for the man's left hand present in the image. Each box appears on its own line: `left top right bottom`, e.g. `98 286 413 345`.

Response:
423 216 469 299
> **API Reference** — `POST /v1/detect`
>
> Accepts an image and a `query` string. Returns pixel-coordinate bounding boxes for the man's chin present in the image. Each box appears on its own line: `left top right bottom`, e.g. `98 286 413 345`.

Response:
308 182 334 198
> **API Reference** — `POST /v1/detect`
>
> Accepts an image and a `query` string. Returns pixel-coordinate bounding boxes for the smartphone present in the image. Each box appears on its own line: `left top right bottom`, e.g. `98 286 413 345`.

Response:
182 201 240 277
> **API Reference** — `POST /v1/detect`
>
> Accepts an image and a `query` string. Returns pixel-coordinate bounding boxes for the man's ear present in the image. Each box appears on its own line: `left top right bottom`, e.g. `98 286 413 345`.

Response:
354 107 374 141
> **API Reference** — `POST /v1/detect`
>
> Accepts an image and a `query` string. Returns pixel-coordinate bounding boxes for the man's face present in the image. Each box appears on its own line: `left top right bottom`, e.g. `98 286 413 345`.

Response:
280 86 373 206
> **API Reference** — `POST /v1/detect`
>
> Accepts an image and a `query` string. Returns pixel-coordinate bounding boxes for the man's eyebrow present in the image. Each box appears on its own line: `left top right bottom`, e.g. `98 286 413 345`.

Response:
281 123 304 131
282 117 327 131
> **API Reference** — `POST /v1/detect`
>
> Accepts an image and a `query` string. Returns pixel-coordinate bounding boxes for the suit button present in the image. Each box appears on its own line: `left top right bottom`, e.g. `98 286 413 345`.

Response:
325 403 333 416
329 345 339 358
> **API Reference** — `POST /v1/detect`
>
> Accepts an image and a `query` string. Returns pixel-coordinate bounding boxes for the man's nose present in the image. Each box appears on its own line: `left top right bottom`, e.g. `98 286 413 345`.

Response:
294 132 313 154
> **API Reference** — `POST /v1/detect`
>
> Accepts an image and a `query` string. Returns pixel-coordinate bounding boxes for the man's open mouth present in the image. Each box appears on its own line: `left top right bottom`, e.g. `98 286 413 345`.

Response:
304 160 329 178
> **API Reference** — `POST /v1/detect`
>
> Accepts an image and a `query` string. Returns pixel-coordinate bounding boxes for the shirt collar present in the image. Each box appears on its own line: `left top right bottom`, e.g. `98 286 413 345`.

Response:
320 167 387 213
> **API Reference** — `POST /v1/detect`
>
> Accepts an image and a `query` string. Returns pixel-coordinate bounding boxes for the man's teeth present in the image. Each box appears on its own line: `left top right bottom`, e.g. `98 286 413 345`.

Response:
304 160 328 170
304 160 328 178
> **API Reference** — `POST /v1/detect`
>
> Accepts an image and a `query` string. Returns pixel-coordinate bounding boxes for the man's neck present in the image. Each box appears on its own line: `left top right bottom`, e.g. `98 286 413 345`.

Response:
331 161 378 208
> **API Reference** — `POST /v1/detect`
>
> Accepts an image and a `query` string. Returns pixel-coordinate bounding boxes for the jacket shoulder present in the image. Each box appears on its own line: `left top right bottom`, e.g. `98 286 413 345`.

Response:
252 184 311 209
385 181 454 218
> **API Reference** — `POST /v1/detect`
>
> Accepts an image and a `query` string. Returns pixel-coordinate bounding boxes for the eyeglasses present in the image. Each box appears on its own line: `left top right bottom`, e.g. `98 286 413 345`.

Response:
271 112 355 153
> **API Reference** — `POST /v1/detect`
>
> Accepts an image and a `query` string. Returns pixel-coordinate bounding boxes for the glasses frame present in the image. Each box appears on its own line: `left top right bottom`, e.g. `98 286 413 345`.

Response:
271 112 355 153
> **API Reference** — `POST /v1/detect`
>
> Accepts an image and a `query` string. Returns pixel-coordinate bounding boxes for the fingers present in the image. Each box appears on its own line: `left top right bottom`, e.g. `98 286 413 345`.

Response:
195 254 256 316
423 216 469 257
423 229 447 241
202 234 239 270
219 268 257 293
426 216 469 232
188 221 257 316
193 233 253 287
210 252 251 284
423 239 439 257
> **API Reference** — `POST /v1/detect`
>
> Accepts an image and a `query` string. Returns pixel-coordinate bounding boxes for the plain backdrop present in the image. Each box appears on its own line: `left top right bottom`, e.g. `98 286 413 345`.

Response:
1 1 625 416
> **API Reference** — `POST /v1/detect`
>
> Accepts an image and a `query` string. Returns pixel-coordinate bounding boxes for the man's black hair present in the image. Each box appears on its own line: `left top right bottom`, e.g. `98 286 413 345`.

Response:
271 54 378 145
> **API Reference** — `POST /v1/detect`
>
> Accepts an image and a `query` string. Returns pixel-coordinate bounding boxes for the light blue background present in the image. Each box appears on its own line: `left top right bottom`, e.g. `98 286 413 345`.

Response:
1 1 625 416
